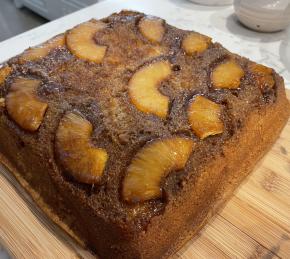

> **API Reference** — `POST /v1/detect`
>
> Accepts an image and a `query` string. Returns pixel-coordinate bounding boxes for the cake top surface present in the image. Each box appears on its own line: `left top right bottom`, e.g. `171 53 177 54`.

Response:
0 10 278 231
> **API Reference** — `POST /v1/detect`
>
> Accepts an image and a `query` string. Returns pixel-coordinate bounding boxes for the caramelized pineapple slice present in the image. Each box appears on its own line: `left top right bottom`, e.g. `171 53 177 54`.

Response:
56 112 108 184
122 137 194 202
0 66 12 85
182 32 211 55
212 60 244 89
19 35 65 63
188 95 224 139
139 17 165 43
249 63 275 90
129 60 171 118
6 78 48 131
0 98 5 107
66 21 107 63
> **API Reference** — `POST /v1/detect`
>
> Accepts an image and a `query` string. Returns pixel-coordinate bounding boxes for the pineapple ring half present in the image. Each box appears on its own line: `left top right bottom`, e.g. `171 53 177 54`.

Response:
6 78 48 132
182 32 212 55
138 16 165 43
129 60 172 119
122 137 194 203
249 63 275 91
55 112 108 184
211 60 244 89
66 21 107 63
19 35 65 63
188 95 224 139
0 66 12 85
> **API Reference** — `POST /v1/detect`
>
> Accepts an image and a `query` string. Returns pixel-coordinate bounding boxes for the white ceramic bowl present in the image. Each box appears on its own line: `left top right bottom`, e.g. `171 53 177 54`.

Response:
234 0 290 32
188 0 233 6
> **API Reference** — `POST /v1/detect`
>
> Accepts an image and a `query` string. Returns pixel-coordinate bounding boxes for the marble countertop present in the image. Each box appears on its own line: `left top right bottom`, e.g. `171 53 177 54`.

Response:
0 0 289 89
0 0 289 258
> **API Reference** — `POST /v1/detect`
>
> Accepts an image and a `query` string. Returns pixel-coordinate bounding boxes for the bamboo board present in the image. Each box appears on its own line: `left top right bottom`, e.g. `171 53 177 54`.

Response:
0 92 289 259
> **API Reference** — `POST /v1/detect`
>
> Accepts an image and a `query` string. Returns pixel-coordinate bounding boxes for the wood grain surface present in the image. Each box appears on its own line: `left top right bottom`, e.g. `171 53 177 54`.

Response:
0 92 289 259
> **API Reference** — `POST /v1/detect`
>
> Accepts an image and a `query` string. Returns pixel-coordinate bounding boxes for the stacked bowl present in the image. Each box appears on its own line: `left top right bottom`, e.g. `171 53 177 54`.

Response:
234 0 290 32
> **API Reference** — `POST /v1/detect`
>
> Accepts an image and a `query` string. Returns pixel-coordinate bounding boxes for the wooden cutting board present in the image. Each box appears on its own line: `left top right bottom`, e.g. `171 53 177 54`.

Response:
0 92 289 259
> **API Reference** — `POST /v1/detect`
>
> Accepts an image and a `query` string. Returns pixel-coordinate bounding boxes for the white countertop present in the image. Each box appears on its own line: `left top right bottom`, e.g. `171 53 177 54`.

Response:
0 0 289 89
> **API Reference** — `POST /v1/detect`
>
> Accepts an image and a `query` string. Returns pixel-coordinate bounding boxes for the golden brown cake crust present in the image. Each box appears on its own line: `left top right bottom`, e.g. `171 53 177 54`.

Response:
0 10 289 258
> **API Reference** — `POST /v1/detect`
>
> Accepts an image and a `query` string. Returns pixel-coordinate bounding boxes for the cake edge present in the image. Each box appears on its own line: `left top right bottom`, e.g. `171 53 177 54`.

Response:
0 152 96 258
159 86 290 258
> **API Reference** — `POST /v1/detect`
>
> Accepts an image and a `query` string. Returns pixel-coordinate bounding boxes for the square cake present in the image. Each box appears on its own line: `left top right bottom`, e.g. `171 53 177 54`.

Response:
0 11 289 258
